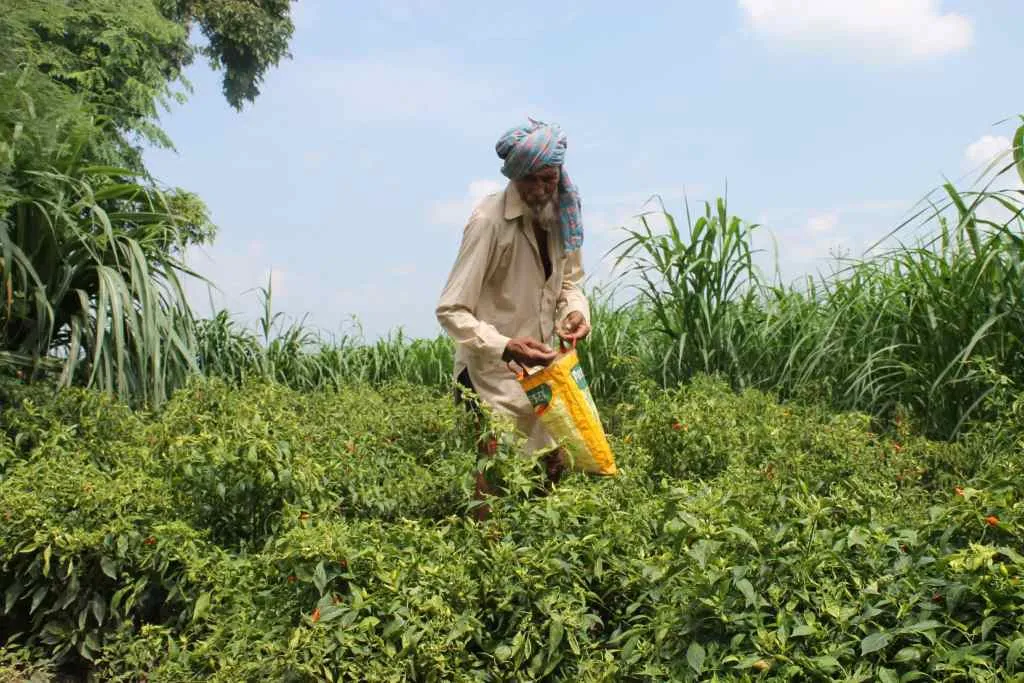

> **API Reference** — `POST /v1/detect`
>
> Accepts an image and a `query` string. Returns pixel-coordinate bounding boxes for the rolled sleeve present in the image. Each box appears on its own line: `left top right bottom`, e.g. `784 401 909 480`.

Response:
556 248 590 324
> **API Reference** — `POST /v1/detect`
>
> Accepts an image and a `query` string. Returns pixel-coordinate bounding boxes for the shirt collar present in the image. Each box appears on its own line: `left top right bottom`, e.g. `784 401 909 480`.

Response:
503 181 525 221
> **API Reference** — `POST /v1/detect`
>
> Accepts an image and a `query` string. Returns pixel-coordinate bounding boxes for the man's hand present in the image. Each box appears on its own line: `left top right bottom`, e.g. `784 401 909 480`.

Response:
558 311 591 344
503 337 557 367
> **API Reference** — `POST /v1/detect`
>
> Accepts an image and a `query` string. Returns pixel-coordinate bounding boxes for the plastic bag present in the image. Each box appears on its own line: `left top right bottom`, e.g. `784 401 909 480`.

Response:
510 342 618 476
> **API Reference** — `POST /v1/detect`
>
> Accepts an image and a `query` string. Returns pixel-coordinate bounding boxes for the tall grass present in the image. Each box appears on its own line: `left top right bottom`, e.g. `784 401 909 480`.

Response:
193 277 456 392
1 73 204 407
604 120 1024 437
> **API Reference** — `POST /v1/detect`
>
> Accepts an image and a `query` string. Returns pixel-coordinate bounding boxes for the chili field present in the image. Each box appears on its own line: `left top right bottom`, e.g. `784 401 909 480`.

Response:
1 372 1022 681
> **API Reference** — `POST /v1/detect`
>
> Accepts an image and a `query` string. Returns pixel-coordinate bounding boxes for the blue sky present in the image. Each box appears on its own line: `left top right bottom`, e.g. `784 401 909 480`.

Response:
143 0 1024 341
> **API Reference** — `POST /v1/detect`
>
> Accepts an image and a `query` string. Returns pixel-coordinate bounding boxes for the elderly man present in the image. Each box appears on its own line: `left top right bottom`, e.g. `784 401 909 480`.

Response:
436 119 591 514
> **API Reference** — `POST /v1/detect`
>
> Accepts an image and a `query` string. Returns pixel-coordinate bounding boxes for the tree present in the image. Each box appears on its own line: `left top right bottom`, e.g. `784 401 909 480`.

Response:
5 0 295 170
0 0 295 405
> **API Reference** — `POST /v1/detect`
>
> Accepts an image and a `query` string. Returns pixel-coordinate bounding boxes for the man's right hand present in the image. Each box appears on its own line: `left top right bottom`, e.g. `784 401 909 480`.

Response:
502 337 557 367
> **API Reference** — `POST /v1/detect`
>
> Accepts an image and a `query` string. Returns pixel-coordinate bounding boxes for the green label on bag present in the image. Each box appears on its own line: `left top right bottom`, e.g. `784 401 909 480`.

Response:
571 364 588 390
526 384 552 409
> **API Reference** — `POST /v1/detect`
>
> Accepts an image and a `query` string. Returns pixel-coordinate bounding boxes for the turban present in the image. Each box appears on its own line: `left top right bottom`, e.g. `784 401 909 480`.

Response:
495 119 583 252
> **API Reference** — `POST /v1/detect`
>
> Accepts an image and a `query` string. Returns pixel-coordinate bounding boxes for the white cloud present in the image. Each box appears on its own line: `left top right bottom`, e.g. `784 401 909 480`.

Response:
806 211 839 233
738 0 973 61
428 178 504 228
962 133 1022 191
960 134 1023 225
964 135 1014 174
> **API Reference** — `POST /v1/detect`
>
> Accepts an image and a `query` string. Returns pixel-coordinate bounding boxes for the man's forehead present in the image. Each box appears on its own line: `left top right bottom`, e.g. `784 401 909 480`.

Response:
526 166 560 178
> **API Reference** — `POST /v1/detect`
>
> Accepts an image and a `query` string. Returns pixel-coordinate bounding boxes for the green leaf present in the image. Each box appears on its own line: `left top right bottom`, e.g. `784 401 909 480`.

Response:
861 631 891 656
848 527 869 548
548 618 564 653
811 656 841 672
494 645 512 662
1013 119 1024 186
29 586 47 615
317 605 345 624
877 666 898 683
100 557 118 580
1008 638 1024 672
621 634 641 663
90 595 106 626
726 526 759 550
981 616 1000 640
900 620 942 635
4 581 23 614
110 586 129 616
82 633 101 663
792 624 817 638
686 641 706 674
313 561 328 594
193 592 211 621
677 511 702 531
735 578 757 607
43 545 52 577
893 646 922 663
687 540 718 569
567 630 581 656
998 546 1024 565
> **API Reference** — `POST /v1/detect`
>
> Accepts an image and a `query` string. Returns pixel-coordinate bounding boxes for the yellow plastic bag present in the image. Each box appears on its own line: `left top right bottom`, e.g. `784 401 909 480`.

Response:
510 342 618 476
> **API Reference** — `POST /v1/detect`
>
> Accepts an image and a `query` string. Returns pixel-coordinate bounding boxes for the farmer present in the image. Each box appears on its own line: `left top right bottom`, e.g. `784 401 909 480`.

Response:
436 118 591 518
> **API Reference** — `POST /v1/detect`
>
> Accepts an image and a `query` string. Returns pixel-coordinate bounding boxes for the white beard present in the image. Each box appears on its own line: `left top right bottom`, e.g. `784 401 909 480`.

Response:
523 198 558 233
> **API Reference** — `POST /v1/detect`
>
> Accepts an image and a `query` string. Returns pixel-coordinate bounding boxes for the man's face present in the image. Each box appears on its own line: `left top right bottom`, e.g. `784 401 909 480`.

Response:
515 165 560 210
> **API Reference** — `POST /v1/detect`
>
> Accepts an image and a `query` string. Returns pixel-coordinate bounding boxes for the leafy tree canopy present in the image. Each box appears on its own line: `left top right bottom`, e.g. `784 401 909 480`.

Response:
3 0 294 166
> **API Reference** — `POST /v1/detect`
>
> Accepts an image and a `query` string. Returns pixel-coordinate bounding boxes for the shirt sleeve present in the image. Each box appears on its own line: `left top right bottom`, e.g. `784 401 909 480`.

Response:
435 217 511 362
556 248 591 324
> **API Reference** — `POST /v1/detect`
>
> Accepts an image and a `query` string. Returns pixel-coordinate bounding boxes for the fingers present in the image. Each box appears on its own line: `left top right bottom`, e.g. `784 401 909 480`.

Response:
521 340 556 363
528 347 558 363
524 339 554 353
558 319 591 342
561 312 581 332
505 337 555 365
570 320 590 338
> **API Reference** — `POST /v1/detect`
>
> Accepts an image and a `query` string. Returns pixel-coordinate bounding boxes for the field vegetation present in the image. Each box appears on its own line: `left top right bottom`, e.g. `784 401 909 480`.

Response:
3 1 1024 680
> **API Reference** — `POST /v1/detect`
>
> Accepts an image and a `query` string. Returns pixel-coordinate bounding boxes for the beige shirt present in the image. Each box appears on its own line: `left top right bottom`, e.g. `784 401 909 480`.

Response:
436 181 590 450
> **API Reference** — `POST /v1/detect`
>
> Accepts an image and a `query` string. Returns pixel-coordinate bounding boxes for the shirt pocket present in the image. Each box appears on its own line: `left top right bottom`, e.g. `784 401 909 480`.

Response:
488 243 513 282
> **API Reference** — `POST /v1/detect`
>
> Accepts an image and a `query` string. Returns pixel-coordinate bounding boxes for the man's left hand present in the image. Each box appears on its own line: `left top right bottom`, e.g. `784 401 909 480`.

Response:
558 311 591 344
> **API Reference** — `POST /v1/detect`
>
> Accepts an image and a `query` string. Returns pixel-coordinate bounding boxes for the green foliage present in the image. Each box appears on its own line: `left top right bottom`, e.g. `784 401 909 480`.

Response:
611 195 765 382
597 129 1024 439
3 0 294 166
0 0 294 404
2 375 1023 679
0 135 205 407
193 277 457 391
162 0 296 110
2 0 189 166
